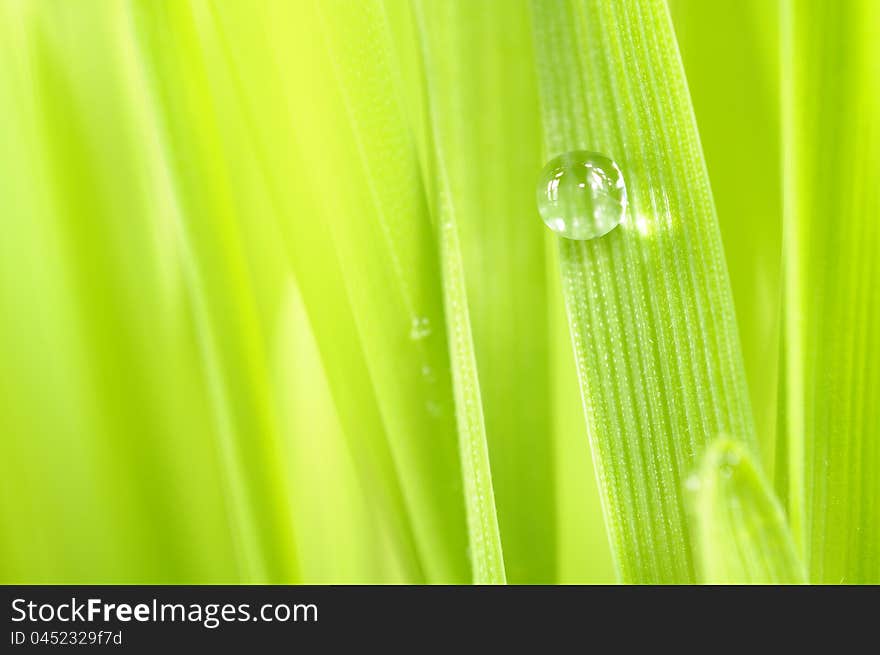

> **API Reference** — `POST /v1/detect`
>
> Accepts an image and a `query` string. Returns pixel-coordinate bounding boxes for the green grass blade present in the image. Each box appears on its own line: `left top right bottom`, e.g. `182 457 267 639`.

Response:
273 282 408 583
692 439 805 584
407 0 560 585
207 0 474 582
412 0 509 584
308 0 477 583
129 0 301 582
433 179 507 585
531 0 756 583
669 0 783 473
0 1 239 582
781 0 880 583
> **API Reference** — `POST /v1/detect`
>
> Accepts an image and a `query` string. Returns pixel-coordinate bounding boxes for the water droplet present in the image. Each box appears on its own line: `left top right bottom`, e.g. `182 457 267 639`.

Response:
720 449 741 479
409 316 432 340
536 151 627 240
425 400 442 417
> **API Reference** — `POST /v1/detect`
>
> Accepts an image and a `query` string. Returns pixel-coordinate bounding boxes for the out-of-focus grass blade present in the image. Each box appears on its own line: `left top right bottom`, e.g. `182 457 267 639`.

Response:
668 0 783 473
415 2 508 584
531 0 756 582
208 0 474 582
0 0 239 582
273 282 406 583
309 0 474 583
207 1 426 581
408 0 555 584
781 0 880 583
129 0 300 582
692 439 805 584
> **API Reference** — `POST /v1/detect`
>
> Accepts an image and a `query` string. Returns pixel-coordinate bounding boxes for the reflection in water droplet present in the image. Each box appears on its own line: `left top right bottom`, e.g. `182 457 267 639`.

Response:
410 316 432 340
536 151 627 240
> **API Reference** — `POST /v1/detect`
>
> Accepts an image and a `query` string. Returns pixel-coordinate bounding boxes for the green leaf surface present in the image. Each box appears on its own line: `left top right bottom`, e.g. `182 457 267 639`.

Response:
549 244 616 583
531 0 756 583
781 0 880 583
692 439 805 584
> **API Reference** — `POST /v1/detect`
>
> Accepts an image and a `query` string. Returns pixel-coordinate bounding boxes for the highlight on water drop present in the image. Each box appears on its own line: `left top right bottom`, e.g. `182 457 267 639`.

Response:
536 151 627 240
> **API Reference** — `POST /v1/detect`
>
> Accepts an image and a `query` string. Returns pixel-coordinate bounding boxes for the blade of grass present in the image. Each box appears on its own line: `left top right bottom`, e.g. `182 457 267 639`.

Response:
162 0 436 583
668 0 783 473
273 281 408 583
0 0 241 582
128 0 301 582
310 0 474 583
217 12 429 580
781 0 880 583
692 438 805 584
209 0 476 582
531 0 757 582
407 0 558 584
412 0 509 584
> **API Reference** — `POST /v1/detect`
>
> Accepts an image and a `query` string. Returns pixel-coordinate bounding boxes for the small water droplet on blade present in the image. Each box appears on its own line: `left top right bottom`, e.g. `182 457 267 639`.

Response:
409 316 432 340
685 475 701 493
719 448 741 479
536 151 627 240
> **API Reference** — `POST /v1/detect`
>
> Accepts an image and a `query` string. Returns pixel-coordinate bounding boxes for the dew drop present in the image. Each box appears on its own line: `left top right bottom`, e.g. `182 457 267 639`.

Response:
536 151 627 240
685 474 701 493
425 400 442 417
719 449 741 479
409 316 432 340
